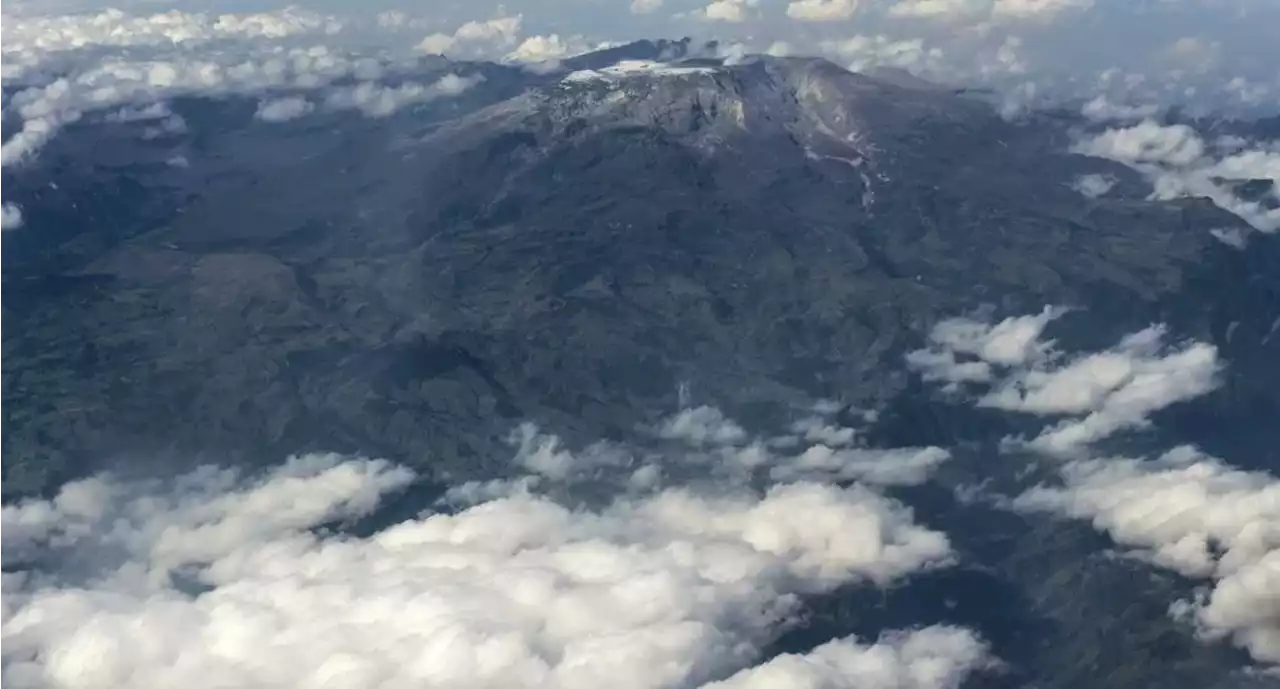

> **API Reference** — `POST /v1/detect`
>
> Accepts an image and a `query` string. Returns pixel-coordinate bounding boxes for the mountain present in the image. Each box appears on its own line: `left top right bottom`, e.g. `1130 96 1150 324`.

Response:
5 48 1272 492
0 48 1259 489
3 45 1278 686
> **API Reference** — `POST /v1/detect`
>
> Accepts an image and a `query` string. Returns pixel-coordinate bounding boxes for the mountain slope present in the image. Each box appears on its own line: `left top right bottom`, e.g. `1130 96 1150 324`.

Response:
1 50 1274 495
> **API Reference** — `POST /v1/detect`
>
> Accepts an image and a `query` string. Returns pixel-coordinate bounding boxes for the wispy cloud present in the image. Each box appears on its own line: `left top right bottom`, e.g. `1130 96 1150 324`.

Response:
1070 172 1117 198
1 203 24 231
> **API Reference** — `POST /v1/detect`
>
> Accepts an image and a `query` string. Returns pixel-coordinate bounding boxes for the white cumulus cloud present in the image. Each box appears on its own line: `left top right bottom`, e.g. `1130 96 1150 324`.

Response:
1080 95 1160 123
703 625 992 689
1074 120 1280 233
787 0 861 22
0 434 980 689
1071 173 1117 198
0 50 482 165
908 309 1221 456
254 95 313 122
819 35 948 77
701 0 759 23
1014 446 1280 664
1 203 24 230
416 15 523 55
904 306 1063 391
911 308 1277 665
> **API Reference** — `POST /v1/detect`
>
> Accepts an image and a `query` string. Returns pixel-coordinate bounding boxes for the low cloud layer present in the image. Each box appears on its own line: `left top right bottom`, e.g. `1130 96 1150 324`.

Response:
495 403 950 493
908 308 1221 456
2 419 988 689
1016 447 1280 664
0 5 514 166
704 625 990 689
0 37 481 165
1073 120 1280 234
910 308 1278 665
656 404 951 487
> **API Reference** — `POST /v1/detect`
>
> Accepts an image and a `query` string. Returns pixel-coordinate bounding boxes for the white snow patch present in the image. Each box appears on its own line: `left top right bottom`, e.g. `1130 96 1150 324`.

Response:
562 60 718 84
